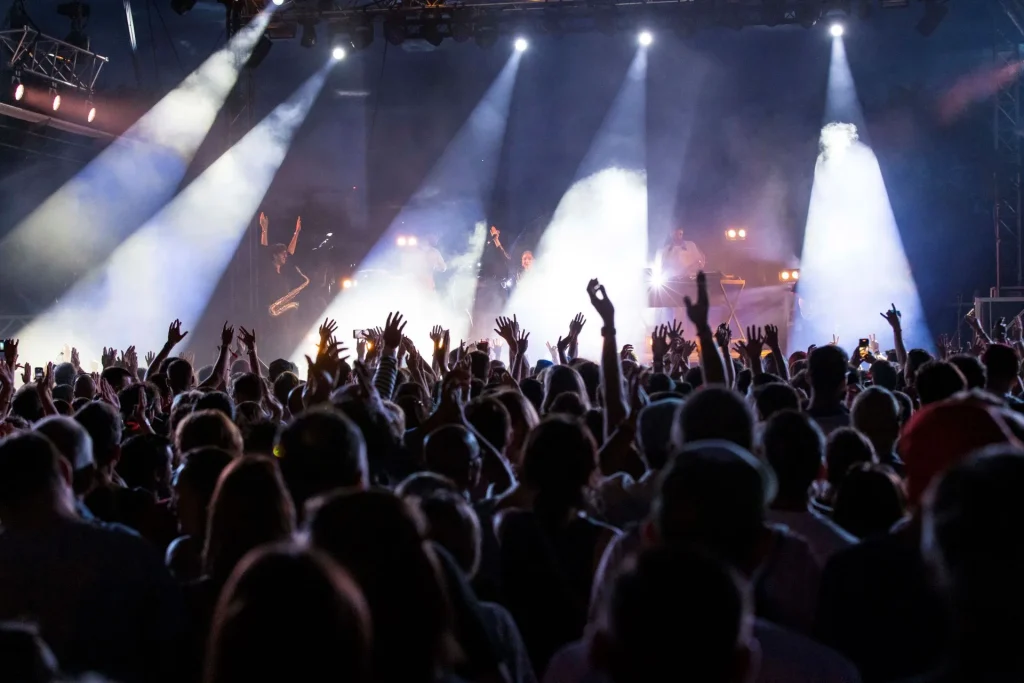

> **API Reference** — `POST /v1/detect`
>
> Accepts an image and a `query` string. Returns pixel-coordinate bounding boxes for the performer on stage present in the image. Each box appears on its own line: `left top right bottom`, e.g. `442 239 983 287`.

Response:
398 235 447 291
259 212 309 357
517 250 534 282
657 228 706 281
472 225 512 338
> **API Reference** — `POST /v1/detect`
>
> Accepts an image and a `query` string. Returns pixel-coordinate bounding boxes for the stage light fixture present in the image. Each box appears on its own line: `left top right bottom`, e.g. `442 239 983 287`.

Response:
50 88 61 112
829 22 844 37
779 269 800 282
638 30 653 46
246 34 273 69
300 22 317 47
408 236 418 246
475 23 498 49
396 236 408 247
421 22 444 47
727 229 737 239
272 0 284 5
331 45 346 60
342 278 354 289
350 21 374 49
451 17 472 42
87 103 96 123
514 36 528 52
13 81 24 102
383 18 406 45
738 229 746 238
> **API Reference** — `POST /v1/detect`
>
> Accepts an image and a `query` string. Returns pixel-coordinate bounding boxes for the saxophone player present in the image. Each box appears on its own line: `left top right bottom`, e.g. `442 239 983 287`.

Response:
259 213 309 356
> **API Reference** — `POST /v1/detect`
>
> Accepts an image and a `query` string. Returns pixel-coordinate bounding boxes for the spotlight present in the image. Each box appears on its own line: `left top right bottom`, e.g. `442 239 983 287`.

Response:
738 229 746 238
638 30 653 46
649 266 666 288
87 103 96 123
396 236 407 247
727 229 737 240
514 36 528 52
300 22 317 48
779 269 800 282
408 236 418 246
331 45 346 60
421 22 444 47
272 0 284 5
13 81 24 102
341 278 354 289
383 18 406 45
829 22 844 37
50 89 61 112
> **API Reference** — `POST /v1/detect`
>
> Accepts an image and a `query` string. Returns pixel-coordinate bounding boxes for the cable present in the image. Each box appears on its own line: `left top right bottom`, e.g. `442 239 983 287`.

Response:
146 0 159 87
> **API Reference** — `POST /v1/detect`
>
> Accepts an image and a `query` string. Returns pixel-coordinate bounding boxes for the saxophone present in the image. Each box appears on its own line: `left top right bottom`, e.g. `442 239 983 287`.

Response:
269 267 310 317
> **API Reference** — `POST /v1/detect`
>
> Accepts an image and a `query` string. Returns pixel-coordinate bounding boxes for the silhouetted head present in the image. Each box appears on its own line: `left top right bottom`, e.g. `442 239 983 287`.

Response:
673 387 754 453
763 410 825 505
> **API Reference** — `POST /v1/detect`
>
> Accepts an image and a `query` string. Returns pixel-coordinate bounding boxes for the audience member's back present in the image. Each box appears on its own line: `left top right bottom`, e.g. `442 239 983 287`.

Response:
0 433 184 682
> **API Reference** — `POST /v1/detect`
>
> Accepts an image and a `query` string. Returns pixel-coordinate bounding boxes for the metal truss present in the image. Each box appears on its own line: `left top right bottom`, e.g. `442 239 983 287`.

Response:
241 0 861 36
993 0 1024 295
0 27 108 93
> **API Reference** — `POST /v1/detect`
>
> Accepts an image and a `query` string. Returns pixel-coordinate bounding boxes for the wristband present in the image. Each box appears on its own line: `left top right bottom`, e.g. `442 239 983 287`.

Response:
601 326 616 337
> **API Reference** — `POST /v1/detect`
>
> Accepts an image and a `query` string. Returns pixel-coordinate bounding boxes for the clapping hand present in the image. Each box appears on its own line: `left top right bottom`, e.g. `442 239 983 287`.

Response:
102 347 118 369
237 326 257 352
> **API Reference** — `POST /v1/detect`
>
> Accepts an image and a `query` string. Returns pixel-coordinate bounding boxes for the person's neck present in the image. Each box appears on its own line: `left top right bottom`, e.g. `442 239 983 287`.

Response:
275 264 282 274
808 390 842 411
986 379 1014 396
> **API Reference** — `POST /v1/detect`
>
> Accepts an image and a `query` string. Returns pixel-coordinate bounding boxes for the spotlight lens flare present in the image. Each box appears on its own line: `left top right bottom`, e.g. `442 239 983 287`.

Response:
781 271 791 281
727 229 737 239
408 236 418 246
514 37 528 52
738 229 746 238
830 23 844 38
638 31 653 46
396 236 407 247
272 0 284 5
52 94 61 111
331 46 346 61
13 83 24 101
87 106 96 123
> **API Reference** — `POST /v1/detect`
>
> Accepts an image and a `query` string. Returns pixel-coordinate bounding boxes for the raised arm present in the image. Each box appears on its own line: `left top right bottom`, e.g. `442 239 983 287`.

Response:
259 212 269 247
146 319 188 381
287 216 301 255
588 278 627 439
200 323 234 391
685 272 726 385
882 304 908 366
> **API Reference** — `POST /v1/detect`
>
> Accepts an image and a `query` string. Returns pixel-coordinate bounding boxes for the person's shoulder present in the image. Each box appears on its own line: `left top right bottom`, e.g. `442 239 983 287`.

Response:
754 618 862 683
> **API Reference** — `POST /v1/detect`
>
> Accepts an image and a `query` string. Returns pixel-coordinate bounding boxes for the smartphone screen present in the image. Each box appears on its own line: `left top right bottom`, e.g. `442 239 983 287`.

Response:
33 367 43 381
858 338 869 348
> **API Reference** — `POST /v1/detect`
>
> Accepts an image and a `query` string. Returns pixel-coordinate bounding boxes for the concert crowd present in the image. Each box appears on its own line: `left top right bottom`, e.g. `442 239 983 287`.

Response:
0 270 1018 683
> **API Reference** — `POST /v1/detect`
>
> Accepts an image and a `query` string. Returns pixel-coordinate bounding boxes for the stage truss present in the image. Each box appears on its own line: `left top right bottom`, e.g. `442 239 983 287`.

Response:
0 27 108 94
994 0 1024 295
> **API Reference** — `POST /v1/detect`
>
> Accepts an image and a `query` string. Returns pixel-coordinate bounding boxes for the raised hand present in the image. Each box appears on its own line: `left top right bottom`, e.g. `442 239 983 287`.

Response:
651 324 670 360
382 312 407 351
430 325 444 347
0 359 13 394
494 316 518 352
167 319 188 347
259 212 268 233
678 337 698 358
70 347 80 370
2 339 18 370
569 313 586 339
318 318 338 347
144 351 156 367
122 346 138 378
20 363 30 386
220 322 235 348
743 326 766 361
586 279 615 325
881 304 902 332
620 344 636 361
715 323 732 349
763 324 780 349
98 378 120 409
238 326 257 351
101 347 117 369
684 272 710 332
666 320 684 341
35 361 54 400
514 328 530 355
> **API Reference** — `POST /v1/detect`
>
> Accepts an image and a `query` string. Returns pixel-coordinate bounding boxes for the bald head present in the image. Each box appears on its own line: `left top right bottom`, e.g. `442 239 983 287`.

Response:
851 386 900 455
424 425 481 493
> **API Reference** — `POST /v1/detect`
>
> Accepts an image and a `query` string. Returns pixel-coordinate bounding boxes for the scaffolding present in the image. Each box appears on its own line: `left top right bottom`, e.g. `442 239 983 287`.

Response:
994 0 1024 295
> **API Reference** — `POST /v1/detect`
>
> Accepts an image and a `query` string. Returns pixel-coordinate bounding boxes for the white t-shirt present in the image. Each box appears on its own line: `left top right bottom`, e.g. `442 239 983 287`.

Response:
659 241 706 279
399 245 446 290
